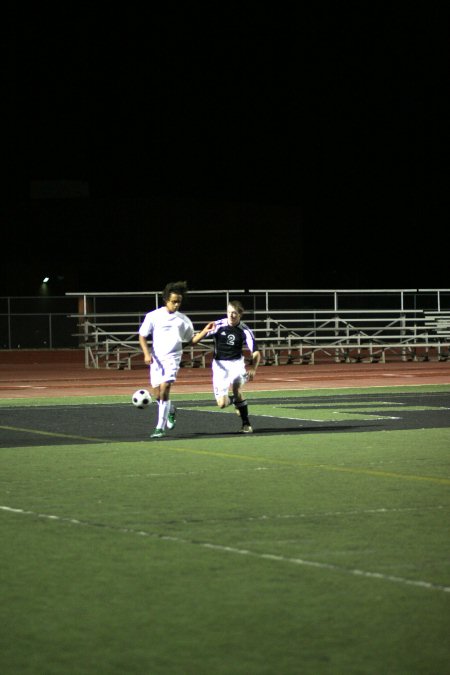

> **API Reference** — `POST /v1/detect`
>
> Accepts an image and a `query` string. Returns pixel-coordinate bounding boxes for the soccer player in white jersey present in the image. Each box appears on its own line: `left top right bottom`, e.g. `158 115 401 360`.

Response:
139 281 213 438
205 300 261 433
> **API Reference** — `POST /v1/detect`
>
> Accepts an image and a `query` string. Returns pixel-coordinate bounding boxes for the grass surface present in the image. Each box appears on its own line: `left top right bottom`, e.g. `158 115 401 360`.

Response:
1 385 450 674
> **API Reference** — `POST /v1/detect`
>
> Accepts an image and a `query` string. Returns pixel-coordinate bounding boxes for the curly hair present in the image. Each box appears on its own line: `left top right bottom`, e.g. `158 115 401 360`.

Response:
162 280 189 302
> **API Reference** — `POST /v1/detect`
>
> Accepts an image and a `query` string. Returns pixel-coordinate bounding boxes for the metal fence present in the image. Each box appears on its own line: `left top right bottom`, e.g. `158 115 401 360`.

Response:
0 296 80 350
1 290 449 364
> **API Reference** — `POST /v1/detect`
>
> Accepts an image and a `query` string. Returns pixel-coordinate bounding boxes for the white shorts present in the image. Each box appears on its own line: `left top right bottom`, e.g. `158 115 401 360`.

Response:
212 358 247 398
150 354 181 388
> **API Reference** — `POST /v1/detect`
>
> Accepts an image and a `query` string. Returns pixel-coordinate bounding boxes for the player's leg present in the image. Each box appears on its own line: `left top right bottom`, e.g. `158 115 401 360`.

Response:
159 356 181 431
215 393 233 408
158 381 177 429
232 365 253 432
150 361 175 437
154 381 172 432
212 360 233 408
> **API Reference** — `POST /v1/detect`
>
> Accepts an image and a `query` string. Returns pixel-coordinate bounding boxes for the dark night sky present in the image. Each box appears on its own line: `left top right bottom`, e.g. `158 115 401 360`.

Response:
3 6 449 295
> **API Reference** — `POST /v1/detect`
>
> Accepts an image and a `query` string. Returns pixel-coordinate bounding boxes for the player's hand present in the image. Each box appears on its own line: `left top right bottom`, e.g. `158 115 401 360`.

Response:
204 321 216 332
144 354 152 365
247 368 256 381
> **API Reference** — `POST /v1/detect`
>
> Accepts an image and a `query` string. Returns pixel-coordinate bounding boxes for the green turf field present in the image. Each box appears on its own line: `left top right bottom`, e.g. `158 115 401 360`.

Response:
1 385 449 674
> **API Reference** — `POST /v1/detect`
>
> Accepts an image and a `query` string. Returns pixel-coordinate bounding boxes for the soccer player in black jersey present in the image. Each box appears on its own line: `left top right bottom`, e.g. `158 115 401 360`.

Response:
205 300 261 433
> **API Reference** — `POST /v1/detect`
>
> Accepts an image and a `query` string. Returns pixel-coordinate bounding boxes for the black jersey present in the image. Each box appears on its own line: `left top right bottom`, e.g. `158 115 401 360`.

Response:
208 318 258 360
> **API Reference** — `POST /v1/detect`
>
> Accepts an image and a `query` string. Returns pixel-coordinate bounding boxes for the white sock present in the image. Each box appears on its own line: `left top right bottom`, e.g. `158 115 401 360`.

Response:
157 400 169 429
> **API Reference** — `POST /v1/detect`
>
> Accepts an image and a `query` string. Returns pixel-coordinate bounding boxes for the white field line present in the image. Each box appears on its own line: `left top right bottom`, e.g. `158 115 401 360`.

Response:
240 384 450 392
189 407 401 422
122 467 271 478
244 505 447 521
192 408 310 422
1 504 449 595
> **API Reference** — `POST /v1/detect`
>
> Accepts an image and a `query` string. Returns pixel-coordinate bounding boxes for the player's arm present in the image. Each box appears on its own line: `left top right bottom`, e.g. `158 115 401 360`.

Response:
247 350 261 381
138 334 152 365
191 321 216 345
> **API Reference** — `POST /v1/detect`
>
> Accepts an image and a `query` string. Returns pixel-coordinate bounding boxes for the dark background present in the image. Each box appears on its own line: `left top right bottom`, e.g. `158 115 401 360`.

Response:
3 6 449 295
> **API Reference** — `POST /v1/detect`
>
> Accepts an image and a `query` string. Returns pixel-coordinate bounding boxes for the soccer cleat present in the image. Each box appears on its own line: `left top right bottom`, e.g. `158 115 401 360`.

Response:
151 428 165 438
166 408 177 430
240 424 253 433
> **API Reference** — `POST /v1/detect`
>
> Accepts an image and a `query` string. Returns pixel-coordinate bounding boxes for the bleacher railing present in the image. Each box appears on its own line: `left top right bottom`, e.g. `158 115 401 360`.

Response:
1 290 449 366
63 289 450 368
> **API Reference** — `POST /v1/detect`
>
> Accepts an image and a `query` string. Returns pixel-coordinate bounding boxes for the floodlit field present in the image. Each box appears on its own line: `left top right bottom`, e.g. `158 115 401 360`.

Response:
1 386 450 675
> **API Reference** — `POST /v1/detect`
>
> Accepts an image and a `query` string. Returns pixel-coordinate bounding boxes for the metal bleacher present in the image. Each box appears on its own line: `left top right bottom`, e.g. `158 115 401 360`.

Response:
67 289 450 369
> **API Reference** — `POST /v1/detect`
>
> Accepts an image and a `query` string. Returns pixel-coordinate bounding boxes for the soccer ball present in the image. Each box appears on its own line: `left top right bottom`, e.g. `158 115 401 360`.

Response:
132 389 152 409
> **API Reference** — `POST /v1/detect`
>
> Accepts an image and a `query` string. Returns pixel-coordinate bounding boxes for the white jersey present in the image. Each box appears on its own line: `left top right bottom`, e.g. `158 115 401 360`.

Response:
139 307 194 359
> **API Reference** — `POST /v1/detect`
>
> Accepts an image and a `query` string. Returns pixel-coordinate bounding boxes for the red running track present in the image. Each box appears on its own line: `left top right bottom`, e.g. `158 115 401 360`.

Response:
0 351 449 398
